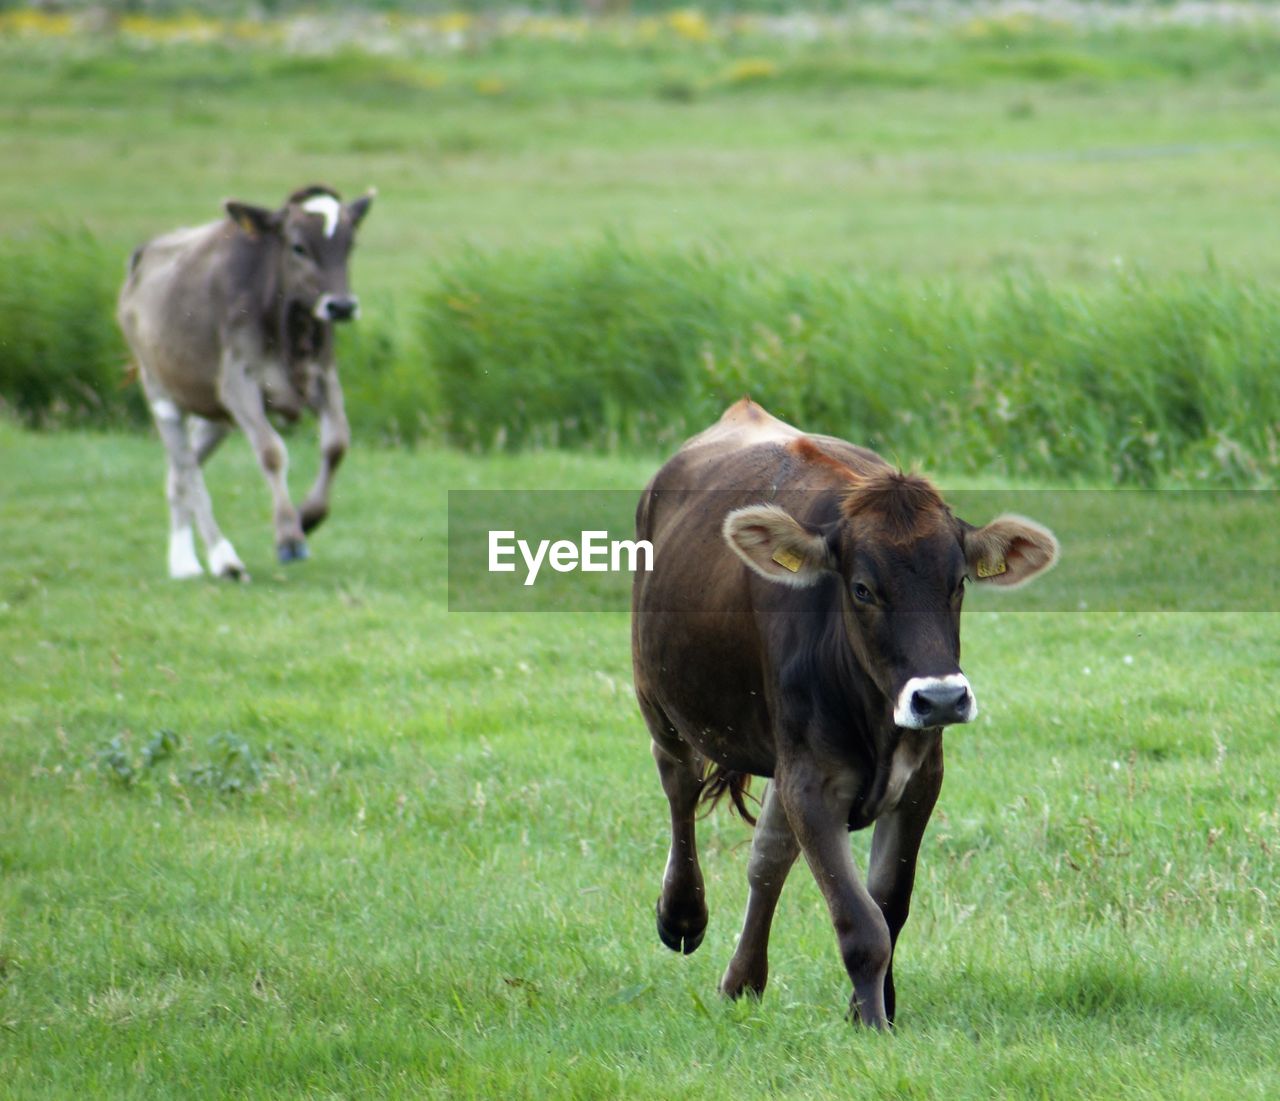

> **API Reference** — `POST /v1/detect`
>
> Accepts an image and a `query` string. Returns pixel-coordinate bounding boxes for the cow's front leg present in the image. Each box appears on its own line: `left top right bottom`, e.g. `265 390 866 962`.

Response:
778 758 892 1029
217 356 307 563
299 368 348 534
720 780 799 1000
867 746 943 1025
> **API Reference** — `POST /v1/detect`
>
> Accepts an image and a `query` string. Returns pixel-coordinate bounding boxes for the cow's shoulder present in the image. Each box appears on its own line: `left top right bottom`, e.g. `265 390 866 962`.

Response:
680 397 802 454
126 220 271 334
647 399 790 492
125 221 235 304
656 399 889 496
133 220 227 271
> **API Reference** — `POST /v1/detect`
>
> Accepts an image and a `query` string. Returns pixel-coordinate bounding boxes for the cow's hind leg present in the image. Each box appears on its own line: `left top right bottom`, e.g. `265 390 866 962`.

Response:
149 396 204 580
184 416 247 580
188 415 230 465
642 696 709 955
720 781 799 999
146 384 246 581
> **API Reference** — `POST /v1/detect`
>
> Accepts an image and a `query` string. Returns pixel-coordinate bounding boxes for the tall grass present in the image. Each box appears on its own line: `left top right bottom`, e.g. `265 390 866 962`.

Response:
0 227 140 427
2 229 1276 485
422 240 1280 484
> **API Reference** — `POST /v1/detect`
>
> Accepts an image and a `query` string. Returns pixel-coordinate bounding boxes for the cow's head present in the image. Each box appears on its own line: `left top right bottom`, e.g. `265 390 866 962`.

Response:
723 470 1058 730
225 185 375 323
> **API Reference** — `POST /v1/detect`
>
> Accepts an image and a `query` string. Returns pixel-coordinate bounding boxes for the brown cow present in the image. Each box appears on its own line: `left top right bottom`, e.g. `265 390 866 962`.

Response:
117 185 373 579
631 399 1058 1028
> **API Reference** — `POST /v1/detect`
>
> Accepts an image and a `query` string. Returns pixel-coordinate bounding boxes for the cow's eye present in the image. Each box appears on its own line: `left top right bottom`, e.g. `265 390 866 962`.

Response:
291 242 308 258
852 582 875 605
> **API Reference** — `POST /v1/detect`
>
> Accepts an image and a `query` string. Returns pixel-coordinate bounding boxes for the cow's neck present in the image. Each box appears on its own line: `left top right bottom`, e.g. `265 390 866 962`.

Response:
281 300 331 369
822 612 895 745
254 261 332 382
783 602 883 746
819 602 939 826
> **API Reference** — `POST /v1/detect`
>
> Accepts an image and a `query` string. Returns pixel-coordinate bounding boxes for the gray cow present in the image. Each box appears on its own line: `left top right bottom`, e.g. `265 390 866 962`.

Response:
117 184 374 580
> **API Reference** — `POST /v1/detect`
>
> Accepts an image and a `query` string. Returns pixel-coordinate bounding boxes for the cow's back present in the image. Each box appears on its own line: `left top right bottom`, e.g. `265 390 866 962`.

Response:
117 220 238 417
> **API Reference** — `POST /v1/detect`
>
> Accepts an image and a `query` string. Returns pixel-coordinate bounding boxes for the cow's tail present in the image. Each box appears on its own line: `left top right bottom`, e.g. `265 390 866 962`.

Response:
700 764 758 827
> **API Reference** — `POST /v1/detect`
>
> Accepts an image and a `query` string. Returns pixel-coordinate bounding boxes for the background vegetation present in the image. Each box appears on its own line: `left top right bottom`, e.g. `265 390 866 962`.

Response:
3 6 1280 482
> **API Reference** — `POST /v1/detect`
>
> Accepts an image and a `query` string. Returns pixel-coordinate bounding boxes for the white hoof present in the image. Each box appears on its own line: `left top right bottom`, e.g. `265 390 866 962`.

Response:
209 538 249 582
168 527 204 580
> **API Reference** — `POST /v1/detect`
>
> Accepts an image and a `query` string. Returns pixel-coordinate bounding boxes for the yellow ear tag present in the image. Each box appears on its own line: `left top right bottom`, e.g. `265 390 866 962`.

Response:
771 547 803 573
976 557 1007 579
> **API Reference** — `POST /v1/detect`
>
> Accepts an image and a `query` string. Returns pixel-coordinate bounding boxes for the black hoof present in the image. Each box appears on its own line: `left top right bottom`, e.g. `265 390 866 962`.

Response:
300 507 327 535
656 899 706 955
277 539 310 564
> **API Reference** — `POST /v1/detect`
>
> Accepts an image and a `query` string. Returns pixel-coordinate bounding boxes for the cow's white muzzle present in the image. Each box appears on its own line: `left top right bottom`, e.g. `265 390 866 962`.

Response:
313 295 360 322
893 673 977 729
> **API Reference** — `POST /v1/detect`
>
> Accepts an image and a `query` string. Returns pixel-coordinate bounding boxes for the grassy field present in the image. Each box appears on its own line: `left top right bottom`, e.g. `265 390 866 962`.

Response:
3 7 1280 1096
3 423 1279 1098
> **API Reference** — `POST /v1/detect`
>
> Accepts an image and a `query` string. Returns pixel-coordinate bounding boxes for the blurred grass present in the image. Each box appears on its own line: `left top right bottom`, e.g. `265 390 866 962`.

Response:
6 11 1280 292
423 241 1280 484
5 13 1280 484
0 227 141 427
4 231 1277 484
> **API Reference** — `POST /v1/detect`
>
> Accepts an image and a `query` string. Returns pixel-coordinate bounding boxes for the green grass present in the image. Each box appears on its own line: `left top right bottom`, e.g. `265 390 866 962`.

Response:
5 17 1280 295
0 226 138 427
4 19 1280 1089
3 422 1279 1097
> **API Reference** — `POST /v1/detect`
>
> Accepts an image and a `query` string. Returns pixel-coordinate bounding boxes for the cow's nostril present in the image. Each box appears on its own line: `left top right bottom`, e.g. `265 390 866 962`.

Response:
911 683 969 722
325 297 358 322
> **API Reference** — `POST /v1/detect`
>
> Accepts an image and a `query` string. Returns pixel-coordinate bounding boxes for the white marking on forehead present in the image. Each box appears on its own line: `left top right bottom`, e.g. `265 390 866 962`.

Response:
301 195 342 238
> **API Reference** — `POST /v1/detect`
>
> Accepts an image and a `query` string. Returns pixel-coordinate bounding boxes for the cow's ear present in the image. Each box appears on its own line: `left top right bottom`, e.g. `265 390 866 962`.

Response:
347 189 375 228
963 514 1059 588
723 504 833 588
225 201 282 239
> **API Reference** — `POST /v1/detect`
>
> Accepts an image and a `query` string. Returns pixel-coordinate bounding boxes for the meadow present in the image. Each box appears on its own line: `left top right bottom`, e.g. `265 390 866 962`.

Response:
3 424 1280 1098
2 5 1280 1097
